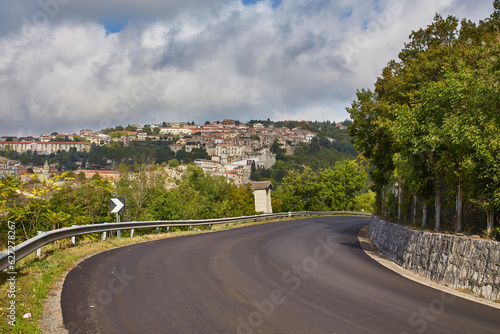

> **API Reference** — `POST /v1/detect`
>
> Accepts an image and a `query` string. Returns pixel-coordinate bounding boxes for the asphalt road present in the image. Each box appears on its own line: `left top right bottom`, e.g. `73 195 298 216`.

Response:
61 216 500 333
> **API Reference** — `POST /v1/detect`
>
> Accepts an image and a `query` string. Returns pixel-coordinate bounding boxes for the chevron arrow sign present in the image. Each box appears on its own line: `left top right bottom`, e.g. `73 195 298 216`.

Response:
110 197 125 213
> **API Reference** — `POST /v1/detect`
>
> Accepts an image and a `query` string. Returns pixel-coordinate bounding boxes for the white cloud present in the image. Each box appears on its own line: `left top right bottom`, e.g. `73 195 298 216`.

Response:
0 0 495 136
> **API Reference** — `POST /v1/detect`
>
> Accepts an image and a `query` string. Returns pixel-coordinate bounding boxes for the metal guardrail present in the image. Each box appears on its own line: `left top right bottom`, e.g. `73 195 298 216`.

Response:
0 211 371 271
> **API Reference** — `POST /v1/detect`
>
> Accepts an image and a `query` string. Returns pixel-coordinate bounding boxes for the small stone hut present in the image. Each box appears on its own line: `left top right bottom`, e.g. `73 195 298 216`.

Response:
250 181 273 214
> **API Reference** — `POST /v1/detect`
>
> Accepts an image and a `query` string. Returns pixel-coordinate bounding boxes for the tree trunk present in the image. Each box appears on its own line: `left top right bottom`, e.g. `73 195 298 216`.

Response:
435 178 440 231
456 183 462 233
381 190 385 215
422 202 427 227
398 183 403 222
413 194 417 225
487 211 494 238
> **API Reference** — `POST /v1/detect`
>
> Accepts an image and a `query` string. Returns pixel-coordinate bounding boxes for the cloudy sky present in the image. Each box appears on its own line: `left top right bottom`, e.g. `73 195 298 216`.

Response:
0 0 495 136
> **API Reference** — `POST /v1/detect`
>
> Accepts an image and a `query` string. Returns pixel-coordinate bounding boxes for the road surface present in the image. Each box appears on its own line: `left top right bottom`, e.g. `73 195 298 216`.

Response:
61 216 500 333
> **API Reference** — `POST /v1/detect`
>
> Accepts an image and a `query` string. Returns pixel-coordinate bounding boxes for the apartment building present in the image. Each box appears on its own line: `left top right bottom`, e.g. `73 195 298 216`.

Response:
0 141 91 155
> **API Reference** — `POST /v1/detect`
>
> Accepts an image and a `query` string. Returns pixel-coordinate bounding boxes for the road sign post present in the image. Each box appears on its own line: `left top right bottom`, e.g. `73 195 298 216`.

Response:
117 211 121 238
110 197 125 239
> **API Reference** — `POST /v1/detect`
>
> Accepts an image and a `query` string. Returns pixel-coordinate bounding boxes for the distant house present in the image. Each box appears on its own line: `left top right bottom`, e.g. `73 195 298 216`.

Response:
195 159 222 176
40 134 53 142
253 123 265 129
224 169 243 185
169 144 184 153
0 136 18 142
122 136 130 146
137 132 148 141
159 127 192 136
18 136 36 142
80 129 92 137
80 170 121 181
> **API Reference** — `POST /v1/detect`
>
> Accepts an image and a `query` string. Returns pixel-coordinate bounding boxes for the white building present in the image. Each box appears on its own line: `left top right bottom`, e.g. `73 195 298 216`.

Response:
159 127 192 136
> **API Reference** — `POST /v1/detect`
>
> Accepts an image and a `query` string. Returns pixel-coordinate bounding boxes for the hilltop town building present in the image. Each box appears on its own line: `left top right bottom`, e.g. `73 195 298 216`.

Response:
0 120 320 186
0 141 90 155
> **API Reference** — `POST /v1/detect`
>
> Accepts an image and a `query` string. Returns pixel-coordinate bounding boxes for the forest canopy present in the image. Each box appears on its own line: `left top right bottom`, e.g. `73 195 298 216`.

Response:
347 1 500 238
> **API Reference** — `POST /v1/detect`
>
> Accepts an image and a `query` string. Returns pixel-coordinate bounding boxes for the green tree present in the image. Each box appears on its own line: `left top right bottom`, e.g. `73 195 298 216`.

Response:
347 4 500 236
77 171 86 182
143 125 153 135
275 167 325 212
116 164 169 221
168 158 180 168
125 124 137 132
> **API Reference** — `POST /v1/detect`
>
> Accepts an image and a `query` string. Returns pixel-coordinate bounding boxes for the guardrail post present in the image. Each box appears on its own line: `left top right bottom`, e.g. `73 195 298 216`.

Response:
36 231 44 257
102 232 107 241
288 212 291 218
209 224 211 230
71 236 76 246
190 226 193 231
167 227 170 233
131 229 135 238
157 227 160 234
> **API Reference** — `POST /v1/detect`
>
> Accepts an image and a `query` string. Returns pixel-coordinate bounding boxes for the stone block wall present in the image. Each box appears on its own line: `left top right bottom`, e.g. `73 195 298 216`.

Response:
369 216 500 300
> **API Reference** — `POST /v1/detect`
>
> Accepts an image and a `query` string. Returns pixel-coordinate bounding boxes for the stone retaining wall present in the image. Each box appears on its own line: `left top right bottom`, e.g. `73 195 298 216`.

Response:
369 216 500 300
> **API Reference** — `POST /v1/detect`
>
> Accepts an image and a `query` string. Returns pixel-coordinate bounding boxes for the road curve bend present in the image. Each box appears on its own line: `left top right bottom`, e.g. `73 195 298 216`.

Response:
61 216 500 333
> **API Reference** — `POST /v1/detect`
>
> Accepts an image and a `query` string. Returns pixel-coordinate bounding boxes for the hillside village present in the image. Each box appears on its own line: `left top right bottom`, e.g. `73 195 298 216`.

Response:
0 120 347 185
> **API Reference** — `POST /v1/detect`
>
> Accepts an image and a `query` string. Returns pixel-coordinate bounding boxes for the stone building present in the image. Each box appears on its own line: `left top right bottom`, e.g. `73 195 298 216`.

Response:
251 181 273 213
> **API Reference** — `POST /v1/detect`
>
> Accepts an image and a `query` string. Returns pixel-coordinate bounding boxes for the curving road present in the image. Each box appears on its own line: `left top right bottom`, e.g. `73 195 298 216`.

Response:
61 216 500 333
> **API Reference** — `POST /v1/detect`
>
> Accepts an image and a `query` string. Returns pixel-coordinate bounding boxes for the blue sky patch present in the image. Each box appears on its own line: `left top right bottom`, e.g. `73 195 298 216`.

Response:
242 0 281 8
340 8 353 20
102 18 128 35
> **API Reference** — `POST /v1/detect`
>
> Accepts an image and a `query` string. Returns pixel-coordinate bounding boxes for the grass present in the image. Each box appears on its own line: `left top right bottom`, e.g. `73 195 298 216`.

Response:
456 287 474 295
0 215 329 333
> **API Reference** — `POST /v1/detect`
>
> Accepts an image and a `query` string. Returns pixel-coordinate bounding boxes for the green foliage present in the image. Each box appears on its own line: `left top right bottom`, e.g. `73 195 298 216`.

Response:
50 178 114 226
274 157 368 212
115 164 169 221
149 165 255 221
77 171 86 182
125 124 137 132
0 173 86 244
251 127 358 184
347 5 500 233
143 125 153 135
350 190 376 213
175 147 209 164
274 120 313 130
0 162 259 247
88 141 176 166
168 158 180 168
102 125 124 134
284 142 357 172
